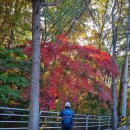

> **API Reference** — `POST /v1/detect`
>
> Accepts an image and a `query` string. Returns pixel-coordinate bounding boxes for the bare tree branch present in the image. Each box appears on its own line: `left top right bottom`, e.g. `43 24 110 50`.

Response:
66 6 86 35
83 0 106 47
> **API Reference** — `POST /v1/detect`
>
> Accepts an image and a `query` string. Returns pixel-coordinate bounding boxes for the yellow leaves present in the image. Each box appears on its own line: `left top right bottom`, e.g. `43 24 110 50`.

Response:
80 33 87 39
69 32 87 42
9 101 19 106
41 71 50 83
41 63 44 68
55 99 58 103
7 68 19 73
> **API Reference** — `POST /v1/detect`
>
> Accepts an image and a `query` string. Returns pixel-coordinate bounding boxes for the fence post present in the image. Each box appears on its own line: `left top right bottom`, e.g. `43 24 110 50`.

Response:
98 116 101 130
108 116 110 129
86 115 89 130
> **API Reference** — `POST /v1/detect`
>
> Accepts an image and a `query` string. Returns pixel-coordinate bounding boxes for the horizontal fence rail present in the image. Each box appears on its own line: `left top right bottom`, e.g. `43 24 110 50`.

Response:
0 107 130 130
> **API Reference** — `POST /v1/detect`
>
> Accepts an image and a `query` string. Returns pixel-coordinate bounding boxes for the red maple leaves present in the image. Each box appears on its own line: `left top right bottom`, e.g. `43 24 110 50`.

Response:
23 34 118 110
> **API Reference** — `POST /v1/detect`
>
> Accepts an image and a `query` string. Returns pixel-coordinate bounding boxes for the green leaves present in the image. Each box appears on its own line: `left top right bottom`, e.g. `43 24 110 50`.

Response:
0 48 31 72
0 86 19 104
0 48 30 106
0 74 27 87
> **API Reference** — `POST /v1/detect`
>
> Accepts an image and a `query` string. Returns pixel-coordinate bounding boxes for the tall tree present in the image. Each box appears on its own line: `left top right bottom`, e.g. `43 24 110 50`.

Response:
111 0 117 129
121 0 130 130
28 0 41 130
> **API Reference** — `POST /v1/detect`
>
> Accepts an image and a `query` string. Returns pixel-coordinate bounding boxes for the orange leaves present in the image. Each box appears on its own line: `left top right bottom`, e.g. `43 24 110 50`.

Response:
56 33 68 44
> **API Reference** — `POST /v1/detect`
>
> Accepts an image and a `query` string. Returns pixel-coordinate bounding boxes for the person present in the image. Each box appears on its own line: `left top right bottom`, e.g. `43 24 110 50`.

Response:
60 102 74 130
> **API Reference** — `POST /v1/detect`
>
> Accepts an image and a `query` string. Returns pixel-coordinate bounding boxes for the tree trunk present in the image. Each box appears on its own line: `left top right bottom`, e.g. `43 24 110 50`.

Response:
112 76 117 130
111 0 117 130
121 1 130 130
28 0 41 130
117 62 125 116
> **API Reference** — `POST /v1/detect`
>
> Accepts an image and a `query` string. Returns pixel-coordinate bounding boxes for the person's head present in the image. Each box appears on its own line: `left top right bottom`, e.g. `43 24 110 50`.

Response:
65 102 71 109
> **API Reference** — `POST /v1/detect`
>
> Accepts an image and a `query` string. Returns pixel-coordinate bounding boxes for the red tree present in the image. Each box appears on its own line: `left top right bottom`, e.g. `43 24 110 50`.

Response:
23 34 118 110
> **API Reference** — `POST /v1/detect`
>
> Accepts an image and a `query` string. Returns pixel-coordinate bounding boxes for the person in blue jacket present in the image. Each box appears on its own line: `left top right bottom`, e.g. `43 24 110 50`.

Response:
60 102 74 130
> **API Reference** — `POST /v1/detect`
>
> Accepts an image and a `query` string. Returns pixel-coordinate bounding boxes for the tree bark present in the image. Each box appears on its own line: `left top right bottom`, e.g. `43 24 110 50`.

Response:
121 1 130 130
28 0 41 130
111 0 117 130
117 62 125 116
112 76 117 130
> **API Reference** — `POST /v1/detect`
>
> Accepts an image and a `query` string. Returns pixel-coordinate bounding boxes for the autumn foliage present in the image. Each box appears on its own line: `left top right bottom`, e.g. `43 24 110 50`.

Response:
23 34 118 111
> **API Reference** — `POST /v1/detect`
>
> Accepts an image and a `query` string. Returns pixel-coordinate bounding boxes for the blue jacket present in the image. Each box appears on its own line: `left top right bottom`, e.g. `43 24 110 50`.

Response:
60 108 74 128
